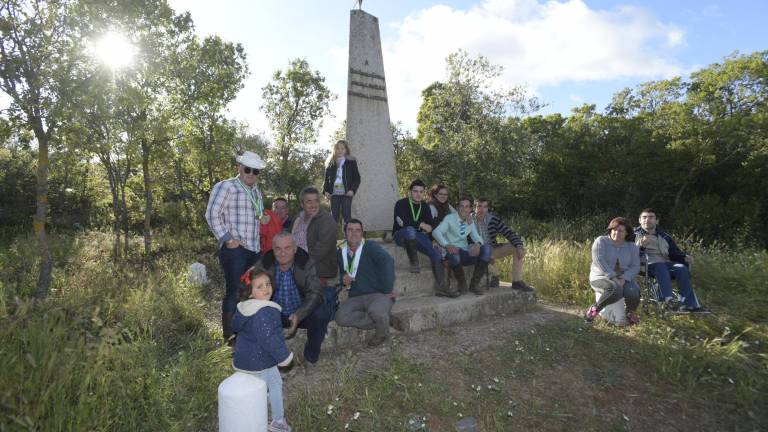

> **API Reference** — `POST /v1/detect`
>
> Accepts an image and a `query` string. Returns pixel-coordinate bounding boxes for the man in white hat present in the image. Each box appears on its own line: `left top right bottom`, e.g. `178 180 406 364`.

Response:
205 151 270 345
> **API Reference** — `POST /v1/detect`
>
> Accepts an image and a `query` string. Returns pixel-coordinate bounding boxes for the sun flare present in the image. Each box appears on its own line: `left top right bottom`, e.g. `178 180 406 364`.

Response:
93 31 136 70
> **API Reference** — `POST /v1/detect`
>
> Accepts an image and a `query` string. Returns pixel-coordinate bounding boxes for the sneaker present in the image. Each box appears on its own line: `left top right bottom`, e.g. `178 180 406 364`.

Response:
268 418 292 432
489 275 500 287
584 306 598 323
663 297 681 312
511 281 535 292
626 311 640 325
409 261 420 274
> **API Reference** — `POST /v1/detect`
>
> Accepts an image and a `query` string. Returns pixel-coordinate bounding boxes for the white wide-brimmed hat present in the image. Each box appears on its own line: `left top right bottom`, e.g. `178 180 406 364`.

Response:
236 151 266 169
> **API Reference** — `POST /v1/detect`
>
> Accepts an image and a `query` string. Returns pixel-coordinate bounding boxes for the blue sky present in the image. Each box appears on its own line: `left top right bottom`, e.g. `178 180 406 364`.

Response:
168 0 767 144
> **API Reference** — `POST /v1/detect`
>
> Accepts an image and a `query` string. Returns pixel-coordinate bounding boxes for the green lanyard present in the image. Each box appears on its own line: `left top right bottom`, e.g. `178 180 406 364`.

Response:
346 239 365 274
236 176 263 218
408 198 422 223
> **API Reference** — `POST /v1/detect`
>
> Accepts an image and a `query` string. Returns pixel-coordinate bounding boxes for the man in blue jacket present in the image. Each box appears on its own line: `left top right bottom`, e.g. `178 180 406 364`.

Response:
635 208 709 313
335 219 399 347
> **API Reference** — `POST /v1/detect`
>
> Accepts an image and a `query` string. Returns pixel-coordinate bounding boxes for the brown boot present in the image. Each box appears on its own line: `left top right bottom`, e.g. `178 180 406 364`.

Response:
405 238 420 273
469 261 489 295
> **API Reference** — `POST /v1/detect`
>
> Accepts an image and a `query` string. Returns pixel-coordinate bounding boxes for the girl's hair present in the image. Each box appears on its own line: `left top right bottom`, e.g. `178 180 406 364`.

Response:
606 217 636 242
429 183 451 218
327 139 353 166
238 267 274 302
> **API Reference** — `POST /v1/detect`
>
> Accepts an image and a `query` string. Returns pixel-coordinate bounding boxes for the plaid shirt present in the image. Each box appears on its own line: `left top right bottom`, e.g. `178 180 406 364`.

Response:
473 212 524 247
205 177 262 252
274 265 302 317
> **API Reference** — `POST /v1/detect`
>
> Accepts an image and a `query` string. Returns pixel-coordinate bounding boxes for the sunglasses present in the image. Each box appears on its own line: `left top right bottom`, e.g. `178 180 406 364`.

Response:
242 167 260 175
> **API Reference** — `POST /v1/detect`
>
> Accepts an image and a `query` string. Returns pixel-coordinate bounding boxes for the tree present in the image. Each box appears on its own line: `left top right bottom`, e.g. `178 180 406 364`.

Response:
0 0 90 298
261 58 334 195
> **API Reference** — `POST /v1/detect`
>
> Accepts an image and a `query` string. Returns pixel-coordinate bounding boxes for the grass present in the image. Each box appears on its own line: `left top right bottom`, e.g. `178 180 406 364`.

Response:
1 228 766 430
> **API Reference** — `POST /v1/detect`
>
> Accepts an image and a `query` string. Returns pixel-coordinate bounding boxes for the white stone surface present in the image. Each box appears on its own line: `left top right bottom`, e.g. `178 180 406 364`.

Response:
594 292 628 326
346 9 399 232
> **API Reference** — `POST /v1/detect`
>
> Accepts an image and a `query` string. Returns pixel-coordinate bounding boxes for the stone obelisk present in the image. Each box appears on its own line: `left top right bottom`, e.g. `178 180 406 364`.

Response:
346 9 399 232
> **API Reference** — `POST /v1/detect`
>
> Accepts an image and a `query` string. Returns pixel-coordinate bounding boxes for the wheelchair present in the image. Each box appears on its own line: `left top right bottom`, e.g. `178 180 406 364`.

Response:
639 253 675 317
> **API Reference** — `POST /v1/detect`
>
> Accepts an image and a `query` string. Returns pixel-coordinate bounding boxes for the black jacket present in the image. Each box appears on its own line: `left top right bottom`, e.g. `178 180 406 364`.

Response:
256 247 324 321
323 158 361 195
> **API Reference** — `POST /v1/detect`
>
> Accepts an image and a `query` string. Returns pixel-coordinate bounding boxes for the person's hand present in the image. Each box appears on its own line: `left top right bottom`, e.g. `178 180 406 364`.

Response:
446 245 459 255
343 274 354 288
614 277 626 287
225 239 240 249
324 192 332 200
515 245 526 260
685 255 694 264
386 292 397 300
419 222 433 233
469 244 480 257
640 235 649 247
345 190 354 197
284 314 299 339
259 214 271 224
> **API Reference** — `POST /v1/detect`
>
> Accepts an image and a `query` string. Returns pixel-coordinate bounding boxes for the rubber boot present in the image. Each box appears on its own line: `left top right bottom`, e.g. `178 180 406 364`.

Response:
433 260 459 298
469 261 489 295
452 265 468 294
405 238 420 273
222 311 236 347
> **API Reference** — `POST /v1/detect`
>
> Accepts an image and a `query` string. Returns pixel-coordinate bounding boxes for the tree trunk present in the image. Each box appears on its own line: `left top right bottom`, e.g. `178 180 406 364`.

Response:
121 159 131 257
141 137 152 256
33 132 53 299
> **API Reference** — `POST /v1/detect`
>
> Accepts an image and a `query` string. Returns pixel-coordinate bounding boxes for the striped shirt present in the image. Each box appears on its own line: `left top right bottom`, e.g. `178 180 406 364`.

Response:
474 213 524 248
205 177 263 252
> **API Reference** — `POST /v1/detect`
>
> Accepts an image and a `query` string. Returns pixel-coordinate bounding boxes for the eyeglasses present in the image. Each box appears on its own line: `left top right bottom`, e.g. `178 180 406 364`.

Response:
243 167 260 175
436 193 448 197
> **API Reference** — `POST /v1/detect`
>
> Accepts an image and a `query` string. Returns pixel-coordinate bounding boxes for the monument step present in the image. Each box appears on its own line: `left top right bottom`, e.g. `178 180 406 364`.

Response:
286 283 536 355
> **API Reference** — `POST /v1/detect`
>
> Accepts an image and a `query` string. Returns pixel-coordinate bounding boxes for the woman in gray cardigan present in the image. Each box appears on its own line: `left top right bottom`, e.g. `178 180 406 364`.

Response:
585 217 641 324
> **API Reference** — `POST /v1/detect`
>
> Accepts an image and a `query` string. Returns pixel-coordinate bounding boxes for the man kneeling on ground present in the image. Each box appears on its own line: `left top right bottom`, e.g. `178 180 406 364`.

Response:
334 219 400 347
473 198 534 292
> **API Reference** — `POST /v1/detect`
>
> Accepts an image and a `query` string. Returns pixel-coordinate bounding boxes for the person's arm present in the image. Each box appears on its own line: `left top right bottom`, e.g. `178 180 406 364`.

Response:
591 236 616 278
432 217 450 247
623 244 641 280
347 159 361 193
259 308 293 366
493 215 523 248
468 221 483 245
292 258 324 322
309 213 338 268
665 233 689 264
322 164 333 195
422 202 436 229
372 243 395 294
205 181 233 248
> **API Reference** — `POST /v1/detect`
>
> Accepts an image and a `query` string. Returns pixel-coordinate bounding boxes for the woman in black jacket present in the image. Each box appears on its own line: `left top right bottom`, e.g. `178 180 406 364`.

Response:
323 140 361 224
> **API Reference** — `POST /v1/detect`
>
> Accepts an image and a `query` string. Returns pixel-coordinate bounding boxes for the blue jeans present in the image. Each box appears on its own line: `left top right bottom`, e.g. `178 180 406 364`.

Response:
218 246 261 313
250 366 284 422
648 262 700 308
445 245 492 267
393 226 441 263
281 286 336 364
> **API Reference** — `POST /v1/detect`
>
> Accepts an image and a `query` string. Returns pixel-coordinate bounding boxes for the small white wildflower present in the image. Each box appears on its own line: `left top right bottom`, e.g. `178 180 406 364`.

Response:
353 412 360 420
493 377 500 383
344 423 349 429
507 411 514 417
728 377 734 384
623 414 629 421
453 402 458 406
458 413 463 417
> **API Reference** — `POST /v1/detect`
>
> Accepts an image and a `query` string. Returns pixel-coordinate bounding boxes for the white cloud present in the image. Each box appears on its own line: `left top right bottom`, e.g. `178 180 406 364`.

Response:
380 0 685 129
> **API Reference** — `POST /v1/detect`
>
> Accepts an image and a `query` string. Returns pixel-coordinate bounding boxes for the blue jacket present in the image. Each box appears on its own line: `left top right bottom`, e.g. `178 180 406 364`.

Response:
633 226 688 265
232 299 293 372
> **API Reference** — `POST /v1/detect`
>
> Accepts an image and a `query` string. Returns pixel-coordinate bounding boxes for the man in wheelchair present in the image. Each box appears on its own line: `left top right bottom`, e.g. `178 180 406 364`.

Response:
634 208 710 314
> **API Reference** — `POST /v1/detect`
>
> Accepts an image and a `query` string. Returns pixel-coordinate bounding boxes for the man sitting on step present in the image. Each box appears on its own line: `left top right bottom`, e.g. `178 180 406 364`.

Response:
392 179 457 297
335 219 400 347
433 196 492 296
473 198 534 292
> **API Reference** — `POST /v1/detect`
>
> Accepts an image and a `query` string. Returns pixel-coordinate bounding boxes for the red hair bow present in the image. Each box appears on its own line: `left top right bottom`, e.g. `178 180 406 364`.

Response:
240 271 251 286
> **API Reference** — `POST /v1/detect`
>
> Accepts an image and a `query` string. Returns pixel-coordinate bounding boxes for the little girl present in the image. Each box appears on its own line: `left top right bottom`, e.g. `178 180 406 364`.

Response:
232 267 294 432
323 139 361 224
